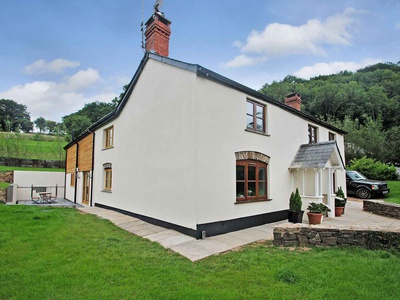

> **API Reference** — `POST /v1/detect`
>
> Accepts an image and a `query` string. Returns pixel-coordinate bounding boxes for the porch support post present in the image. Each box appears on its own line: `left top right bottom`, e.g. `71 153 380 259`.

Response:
302 169 305 196
314 169 319 197
319 169 323 197
327 168 334 218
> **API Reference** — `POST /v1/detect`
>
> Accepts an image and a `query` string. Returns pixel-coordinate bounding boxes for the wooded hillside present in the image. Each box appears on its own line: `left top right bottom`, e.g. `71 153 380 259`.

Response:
260 62 400 165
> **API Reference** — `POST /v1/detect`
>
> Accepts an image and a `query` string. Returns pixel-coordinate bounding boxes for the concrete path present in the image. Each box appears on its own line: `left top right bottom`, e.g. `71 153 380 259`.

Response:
77 200 400 262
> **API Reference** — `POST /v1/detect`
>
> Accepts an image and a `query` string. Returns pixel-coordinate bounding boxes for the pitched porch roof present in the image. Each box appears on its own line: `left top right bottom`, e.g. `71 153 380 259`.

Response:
288 141 345 170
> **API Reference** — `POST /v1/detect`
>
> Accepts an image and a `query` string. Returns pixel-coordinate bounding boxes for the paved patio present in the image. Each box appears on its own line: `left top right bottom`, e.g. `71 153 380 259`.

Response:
77 200 400 262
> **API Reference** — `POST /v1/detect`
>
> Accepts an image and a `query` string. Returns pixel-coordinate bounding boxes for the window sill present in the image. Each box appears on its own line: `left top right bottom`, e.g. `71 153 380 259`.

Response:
102 190 112 193
102 146 114 151
235 198 272 204
244 129 270 137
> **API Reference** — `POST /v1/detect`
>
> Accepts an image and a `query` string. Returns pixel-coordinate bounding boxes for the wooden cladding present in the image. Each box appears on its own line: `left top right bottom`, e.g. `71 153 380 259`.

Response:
66 144 77 173
78 134 94 172
65 133 94 173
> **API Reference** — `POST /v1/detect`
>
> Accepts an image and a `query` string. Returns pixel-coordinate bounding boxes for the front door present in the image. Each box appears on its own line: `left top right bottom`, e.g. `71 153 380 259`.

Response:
82 171 90 205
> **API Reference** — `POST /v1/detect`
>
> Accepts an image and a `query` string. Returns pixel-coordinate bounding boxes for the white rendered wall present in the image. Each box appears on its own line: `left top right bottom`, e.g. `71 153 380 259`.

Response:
91 57 346 230
13 171 64 202
193 76 346 224
92 59 198 229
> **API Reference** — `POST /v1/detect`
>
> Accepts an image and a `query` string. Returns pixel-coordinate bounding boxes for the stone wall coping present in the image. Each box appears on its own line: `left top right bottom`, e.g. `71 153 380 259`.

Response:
364 199 400 207
274 222 400 233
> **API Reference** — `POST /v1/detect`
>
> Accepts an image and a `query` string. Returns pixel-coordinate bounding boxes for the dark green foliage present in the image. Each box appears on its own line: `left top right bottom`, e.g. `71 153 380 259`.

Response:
62 101 114 140
0 99 33 133
259 61 400 164
308 202 331 213
348 157 399 181
289 188 302 211
336 186 346 199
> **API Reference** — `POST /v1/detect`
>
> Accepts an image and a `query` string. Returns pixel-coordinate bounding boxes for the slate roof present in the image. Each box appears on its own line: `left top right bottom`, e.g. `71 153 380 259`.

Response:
289 141 345 170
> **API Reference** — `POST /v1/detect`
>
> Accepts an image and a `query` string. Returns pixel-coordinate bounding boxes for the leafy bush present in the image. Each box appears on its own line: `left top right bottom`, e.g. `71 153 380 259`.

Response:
307 202 331 213
348 157 398 181
289 188 302 211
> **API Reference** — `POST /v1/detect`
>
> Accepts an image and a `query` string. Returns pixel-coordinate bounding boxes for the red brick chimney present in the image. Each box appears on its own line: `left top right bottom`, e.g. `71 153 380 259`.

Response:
285 93 302 111
144 12 171 57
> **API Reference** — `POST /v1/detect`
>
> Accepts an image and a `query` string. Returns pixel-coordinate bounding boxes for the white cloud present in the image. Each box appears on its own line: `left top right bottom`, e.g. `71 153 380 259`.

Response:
0 68 117 123
223 8 358 68
220 54 267 68
64 68 100 91
293 58 382 79
24 58 80 75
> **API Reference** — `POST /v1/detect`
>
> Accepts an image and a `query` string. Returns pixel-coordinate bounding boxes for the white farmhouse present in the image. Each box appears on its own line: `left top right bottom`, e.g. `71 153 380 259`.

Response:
64 10 346 239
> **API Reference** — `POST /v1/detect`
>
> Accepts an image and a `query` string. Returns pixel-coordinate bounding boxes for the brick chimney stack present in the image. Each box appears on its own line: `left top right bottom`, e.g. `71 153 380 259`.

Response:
285 93 302 111
144 12 171 57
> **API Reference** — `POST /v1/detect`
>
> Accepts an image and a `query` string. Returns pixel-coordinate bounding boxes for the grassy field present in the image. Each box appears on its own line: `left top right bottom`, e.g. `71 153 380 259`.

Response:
0 132 67 160
0 205 399 299
385 181 400 204
0 166 64 173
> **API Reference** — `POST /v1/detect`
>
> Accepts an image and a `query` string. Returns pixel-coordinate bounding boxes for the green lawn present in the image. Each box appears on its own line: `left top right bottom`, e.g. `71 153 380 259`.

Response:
0 166 64 173
1 205 399 299
385 181 400 204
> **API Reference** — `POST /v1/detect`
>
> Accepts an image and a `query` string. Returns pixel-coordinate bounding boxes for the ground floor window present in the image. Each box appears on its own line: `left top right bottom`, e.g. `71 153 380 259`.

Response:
103 163 112 191
236 160 267 202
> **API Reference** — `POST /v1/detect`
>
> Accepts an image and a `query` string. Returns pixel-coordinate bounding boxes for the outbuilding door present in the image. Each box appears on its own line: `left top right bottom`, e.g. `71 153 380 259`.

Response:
82 171 90 205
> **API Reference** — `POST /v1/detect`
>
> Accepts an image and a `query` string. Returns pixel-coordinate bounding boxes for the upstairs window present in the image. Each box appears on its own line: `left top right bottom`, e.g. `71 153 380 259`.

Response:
236 160 267 202
329 132 336 141
104 126 114 149
246 100 265 133
308 125 318 144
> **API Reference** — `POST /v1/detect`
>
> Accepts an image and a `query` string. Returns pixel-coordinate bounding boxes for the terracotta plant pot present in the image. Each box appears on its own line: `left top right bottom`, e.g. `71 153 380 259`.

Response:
335 206 344 217
307 212 323 225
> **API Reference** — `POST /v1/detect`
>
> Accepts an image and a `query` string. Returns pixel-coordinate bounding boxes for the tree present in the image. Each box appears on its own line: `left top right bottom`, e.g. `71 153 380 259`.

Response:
34 117 46 133
0 99 32 132
45 120 57 135
62 114 92 140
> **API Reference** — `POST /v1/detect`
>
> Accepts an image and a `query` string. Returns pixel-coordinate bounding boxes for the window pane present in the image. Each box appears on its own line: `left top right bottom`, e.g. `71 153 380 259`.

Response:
259 167 266 180
248 182 256 196
256 105 263 118
246 115 254 129
246 101 254 115
236 165 245 180
258 182 266 196
236 182 245 198
248 166 256 180
256 118 264 131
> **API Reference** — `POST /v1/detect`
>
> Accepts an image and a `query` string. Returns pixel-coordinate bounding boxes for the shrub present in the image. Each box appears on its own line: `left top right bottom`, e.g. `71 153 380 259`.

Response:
289 188 302 211
348 157 398 181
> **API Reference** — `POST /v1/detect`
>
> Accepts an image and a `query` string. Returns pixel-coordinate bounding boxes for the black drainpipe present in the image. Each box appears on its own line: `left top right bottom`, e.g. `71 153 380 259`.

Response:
74 141 79 204
90 132 95 207
63 149 67 200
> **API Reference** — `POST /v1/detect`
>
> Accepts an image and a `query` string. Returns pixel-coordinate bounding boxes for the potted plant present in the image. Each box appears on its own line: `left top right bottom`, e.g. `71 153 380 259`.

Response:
335 186 347 214
288 188 304 223
307 202 331 225
334 197 346 217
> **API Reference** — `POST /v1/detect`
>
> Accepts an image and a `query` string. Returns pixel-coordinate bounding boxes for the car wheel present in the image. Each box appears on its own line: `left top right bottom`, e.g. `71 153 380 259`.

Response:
356 187 371 199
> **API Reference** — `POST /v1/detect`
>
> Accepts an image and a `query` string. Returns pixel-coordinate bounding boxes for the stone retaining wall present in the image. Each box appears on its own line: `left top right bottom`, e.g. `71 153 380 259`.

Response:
363 200 400 219
273 223 400 251
0 157 64 168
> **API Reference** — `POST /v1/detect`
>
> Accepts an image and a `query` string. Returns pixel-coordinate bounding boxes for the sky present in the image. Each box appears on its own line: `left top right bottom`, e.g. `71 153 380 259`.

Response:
0 0 399 123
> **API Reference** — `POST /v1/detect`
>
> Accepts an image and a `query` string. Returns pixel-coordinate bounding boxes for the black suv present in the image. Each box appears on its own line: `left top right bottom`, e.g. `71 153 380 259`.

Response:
346 170 390 199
